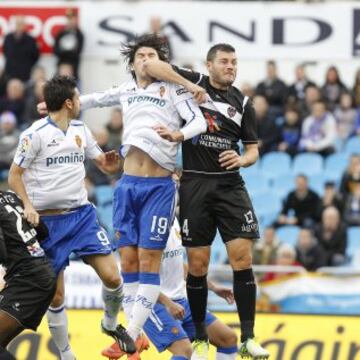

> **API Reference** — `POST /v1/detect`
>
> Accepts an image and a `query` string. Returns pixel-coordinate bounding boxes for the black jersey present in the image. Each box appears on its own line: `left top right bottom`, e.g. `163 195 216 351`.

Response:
0 191 49 279
174 66 258 175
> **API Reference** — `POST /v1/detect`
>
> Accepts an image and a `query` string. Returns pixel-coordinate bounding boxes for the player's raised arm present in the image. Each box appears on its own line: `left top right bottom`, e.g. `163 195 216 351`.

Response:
143 59 206 103
80 86 123 110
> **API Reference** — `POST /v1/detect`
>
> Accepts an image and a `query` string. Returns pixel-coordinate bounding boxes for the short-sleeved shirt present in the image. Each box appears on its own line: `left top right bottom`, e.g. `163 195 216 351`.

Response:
13 117 102 210
174 66 258 175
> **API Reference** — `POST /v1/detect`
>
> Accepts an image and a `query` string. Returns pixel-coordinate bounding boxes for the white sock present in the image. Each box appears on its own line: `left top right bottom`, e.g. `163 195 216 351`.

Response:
216 347 238 360
123 281 139 323
47 304 75 360
127 272 160 341
102 283 124 330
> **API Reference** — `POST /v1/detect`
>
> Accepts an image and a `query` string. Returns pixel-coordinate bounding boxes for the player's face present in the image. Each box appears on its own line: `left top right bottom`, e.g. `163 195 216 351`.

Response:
133 47 160 80
207 51 237 88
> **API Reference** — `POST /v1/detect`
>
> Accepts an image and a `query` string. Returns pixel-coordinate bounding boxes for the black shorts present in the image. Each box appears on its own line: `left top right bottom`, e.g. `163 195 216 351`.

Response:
0 260 56 330
179 174 259 247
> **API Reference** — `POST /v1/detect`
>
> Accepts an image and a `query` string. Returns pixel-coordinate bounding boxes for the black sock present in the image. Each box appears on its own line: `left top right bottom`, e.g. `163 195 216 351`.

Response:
0 346 15 360
186 273 208 341
233 268 256 343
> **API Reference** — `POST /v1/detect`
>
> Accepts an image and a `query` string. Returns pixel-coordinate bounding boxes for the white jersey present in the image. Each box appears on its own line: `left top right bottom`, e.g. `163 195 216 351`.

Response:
13 117 102 210
80 79 207 172
159 218 186 300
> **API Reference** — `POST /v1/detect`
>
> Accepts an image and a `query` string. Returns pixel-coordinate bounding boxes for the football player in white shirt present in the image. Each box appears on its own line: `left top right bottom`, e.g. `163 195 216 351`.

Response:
72 34 208 357
102 218 238 360
8 76 136 360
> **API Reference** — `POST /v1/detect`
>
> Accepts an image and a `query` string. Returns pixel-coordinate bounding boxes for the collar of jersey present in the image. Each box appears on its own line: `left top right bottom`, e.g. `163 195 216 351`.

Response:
47 116 67 135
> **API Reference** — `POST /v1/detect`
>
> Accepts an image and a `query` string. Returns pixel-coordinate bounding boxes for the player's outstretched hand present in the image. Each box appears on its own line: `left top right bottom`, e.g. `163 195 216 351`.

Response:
99 150 121 174
153 126 184 142
185 82 207 104
219 150 244 170
212 285 235 305
37 101 48 115
166 300 185 320
24 204 40 226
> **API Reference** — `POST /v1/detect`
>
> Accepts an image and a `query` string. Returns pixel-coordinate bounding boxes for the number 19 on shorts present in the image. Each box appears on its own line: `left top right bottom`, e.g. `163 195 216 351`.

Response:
151 216 168 235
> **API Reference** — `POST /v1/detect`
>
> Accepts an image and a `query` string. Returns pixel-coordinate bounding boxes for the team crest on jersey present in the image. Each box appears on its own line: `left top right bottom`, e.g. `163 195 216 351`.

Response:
171 326 180 335
204 112 220 133
159 86 166 97
17 136 31 154
75 135 82 148
227 106 237 118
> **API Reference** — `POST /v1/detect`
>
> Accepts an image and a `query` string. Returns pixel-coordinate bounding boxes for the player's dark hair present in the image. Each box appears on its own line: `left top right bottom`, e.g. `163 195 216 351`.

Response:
43 75 77 112
206 43 235 62
121 33 170 69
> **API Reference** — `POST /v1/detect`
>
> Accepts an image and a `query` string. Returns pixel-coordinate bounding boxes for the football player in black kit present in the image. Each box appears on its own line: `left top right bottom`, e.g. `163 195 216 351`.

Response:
144 44 270 360
0 191 56 360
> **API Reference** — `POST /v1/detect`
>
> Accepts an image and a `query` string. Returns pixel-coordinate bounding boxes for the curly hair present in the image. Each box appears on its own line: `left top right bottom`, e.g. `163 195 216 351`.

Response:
120 33 170 69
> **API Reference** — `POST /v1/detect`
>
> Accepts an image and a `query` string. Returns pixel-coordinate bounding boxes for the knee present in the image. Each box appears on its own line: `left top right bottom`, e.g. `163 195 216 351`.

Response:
220 331 238 348
103 273 122 289
230 252 253 270
188 258 209 276
172 342 192 359
120 253 138 273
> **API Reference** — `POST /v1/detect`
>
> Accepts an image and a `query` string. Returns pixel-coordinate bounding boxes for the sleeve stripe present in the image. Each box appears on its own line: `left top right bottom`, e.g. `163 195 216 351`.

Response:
185 100 196 123
195 74 203 85
18 156 25 167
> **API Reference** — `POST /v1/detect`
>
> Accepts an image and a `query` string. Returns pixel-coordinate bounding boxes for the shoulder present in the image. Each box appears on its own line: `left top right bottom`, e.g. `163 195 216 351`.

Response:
70 119 85 128
31 118 52 134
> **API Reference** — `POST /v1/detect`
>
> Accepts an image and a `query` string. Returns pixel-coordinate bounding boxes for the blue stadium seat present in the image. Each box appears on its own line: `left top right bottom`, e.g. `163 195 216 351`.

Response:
344 137 360 156
242 174 269 196
272 174 296 199
97 205 115 241
240 160 260 177
308 174 326 195
95 185 113 207
346 227 360 262
261 152 292 180
0 170 9 181
253 192 282 227
292 153 324 176
325 153 349 175
276 225 300 247
210 231 227 264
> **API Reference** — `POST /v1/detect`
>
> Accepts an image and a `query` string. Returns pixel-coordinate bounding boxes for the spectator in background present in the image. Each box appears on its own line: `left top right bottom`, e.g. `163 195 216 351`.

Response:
277 104 302 157
319 181 344 215
295 228 325 271
147 16 172 60
344 183 360 226
299 100 337 156
262 244 300 282
339 154 360 201
253 227 280 266
0 79 26 127
85 128 113 186
314 206 347 266
277 174 320 227
352 68 360 107
321 66 347 111
333 92 357 141
53 9 84 79
2 15 39 83
255 60 288 119
253 95 281 155
106 108 123 151
23 80 45 125
25 65 47 98
240 82 255 99
354 107 360 137
299 84 321 120
0 112 20 171
287 64 316 103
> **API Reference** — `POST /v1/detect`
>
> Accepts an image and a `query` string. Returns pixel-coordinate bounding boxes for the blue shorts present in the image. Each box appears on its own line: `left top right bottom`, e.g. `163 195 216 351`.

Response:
113 174 177 250
41 204 112 275
143 298 217 353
